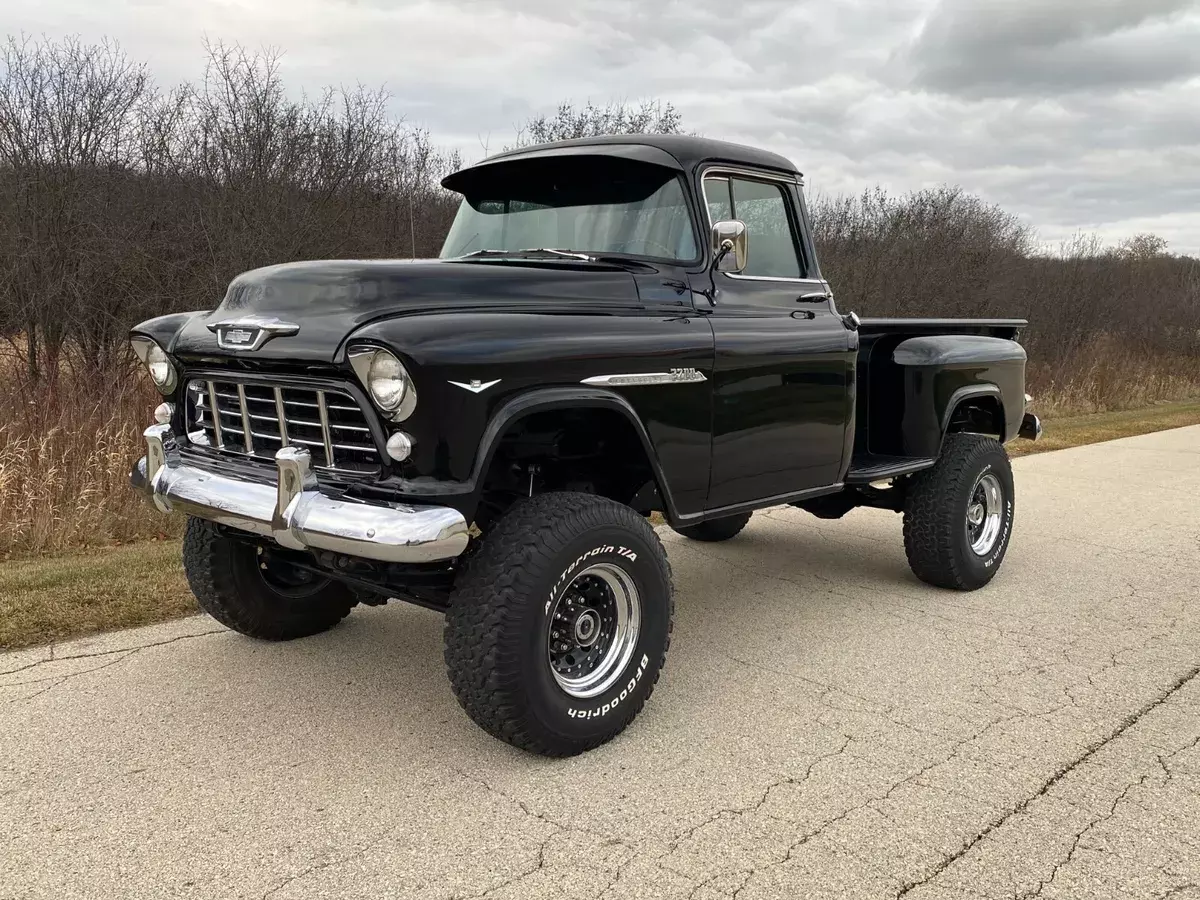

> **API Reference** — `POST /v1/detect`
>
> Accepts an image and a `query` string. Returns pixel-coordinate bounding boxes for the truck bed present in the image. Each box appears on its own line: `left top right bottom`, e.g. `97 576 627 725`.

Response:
849 317 1030 471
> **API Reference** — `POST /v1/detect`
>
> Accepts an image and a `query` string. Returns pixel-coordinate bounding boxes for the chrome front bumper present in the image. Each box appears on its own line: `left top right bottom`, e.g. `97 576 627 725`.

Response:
132 424 469 564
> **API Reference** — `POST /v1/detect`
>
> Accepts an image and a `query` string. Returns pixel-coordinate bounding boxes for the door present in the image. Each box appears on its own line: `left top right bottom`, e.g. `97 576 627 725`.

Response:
698 172 855 510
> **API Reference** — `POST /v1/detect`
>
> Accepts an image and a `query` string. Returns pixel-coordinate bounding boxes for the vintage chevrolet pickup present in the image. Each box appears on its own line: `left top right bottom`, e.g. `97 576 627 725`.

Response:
129 135 1041 755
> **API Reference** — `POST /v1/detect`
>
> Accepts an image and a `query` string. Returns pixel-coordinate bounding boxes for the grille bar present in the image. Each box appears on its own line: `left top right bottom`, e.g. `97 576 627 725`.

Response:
236 384 254 454
189 378 380 474
207 383 224 449
316 392 335 467
273 387 289 447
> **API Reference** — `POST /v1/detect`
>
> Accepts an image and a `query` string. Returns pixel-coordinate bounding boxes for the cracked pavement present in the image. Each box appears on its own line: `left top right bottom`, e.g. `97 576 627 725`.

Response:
2 426 1198 899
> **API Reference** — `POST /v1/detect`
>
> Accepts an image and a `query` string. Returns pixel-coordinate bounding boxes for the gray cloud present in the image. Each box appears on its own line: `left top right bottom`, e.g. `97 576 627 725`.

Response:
8 0 1200 251
905 0 1200 96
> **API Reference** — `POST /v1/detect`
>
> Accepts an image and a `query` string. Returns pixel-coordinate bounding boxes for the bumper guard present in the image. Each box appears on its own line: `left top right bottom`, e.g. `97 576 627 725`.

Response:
131 424 469 564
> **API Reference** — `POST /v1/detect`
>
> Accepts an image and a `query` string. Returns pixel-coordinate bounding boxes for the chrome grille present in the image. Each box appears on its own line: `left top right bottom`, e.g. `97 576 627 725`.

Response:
188 379 380 474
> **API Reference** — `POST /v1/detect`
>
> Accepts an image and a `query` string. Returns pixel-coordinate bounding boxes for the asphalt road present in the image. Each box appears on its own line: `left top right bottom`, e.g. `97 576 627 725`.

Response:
3 427 1199 900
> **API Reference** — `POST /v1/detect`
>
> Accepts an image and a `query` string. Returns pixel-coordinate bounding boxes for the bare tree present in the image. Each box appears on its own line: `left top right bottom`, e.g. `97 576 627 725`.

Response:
512 100 685 147
1114 232 1169 261
0 34 151 381
0 36 464 384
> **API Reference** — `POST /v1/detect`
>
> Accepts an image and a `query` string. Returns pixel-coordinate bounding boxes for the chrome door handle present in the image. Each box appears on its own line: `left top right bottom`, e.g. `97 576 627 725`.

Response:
797 291 831 303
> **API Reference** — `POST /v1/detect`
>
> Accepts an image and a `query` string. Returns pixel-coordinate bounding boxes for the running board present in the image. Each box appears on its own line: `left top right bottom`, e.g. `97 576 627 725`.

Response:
845 455 936 484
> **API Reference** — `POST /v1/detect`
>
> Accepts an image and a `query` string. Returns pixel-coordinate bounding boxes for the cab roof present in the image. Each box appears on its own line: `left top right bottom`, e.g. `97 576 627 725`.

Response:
441 134 800 193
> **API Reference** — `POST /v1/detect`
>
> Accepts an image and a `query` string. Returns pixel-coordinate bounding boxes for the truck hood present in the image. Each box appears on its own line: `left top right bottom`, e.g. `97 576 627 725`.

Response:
170 258 641 363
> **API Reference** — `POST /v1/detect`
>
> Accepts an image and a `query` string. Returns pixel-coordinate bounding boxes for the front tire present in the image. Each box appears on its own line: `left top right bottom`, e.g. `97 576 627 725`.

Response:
671 511 753 543
182 518 357 640
903 434 1015 590
444 492 674 756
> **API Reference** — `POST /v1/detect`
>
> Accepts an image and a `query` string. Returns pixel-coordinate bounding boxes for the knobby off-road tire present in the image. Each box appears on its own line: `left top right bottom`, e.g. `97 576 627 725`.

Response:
182 517 357 640
444 492 674 756
903 433 1015 591
671 511 753 543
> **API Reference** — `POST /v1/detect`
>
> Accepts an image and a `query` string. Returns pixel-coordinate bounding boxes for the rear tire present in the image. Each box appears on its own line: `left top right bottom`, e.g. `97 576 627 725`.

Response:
903 434 1014 590
182 517 357 640
444 492 674 756
671 512 753 543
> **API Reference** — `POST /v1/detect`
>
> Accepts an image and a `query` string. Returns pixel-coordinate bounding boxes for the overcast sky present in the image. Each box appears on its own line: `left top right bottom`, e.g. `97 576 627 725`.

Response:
10 0 1200 251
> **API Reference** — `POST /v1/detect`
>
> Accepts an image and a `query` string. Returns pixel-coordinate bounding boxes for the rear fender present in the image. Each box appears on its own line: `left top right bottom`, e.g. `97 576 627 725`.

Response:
893 336 1026 457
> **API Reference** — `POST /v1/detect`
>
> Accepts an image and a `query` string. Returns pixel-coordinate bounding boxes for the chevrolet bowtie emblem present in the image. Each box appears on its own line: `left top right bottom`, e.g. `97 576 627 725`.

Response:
207 316 300 351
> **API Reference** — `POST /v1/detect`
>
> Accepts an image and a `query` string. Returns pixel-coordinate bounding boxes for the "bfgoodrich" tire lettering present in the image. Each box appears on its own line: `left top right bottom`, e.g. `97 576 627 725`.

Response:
567 654 650 719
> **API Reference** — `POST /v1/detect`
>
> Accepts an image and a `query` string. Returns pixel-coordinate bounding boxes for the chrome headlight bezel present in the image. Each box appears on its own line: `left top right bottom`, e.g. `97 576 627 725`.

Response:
131 336 178 395
348 346 417 422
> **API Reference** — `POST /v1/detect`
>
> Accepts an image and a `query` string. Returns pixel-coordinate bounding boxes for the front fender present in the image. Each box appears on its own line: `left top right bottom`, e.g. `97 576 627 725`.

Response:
346 310 715 515
379 386 684 522
472 386 680 516
130 312 206 352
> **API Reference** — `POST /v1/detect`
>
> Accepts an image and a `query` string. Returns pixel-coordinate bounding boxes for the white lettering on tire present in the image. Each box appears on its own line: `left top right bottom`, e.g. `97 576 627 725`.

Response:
547 543 619 612
983 499 1014 568
568 654 651 719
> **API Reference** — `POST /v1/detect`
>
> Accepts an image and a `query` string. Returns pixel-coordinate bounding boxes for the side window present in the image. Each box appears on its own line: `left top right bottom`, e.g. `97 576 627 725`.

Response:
729 178 803 278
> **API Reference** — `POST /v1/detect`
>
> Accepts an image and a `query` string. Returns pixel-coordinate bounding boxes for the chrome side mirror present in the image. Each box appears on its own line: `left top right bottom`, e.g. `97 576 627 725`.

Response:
710 220 748 273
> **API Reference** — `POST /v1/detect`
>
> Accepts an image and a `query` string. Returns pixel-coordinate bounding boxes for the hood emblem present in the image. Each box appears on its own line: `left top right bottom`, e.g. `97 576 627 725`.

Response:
449 378 501 394
207 316 300 351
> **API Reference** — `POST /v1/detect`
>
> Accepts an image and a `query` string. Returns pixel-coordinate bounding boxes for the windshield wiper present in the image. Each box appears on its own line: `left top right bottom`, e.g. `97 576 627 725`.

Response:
519 248 595 261
589 254 657 271
459 248 596 261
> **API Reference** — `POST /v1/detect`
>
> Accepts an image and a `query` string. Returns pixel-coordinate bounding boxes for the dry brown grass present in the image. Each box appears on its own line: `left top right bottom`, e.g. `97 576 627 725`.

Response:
1026 336 1200 417
0 353 182 556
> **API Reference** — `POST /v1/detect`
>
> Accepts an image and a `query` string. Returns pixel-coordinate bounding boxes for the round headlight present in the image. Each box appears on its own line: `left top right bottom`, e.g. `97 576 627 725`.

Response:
367 350 408 411
131 338 178 395
146 343 173 387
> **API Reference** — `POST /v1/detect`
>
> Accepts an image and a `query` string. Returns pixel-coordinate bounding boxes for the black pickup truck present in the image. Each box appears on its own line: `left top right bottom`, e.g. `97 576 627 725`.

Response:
130 135 1041 755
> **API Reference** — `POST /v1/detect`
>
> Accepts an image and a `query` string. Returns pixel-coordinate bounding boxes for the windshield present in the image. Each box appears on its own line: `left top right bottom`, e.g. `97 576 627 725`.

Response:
440 157 698 262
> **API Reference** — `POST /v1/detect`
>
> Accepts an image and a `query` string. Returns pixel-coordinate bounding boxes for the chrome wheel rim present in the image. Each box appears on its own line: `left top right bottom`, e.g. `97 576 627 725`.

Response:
547 563 641 699
967 473 1004 556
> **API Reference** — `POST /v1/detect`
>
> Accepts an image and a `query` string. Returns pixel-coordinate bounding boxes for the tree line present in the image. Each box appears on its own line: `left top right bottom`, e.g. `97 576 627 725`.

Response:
812 189 1200 407
0 36 461 382
1 34 1197 410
